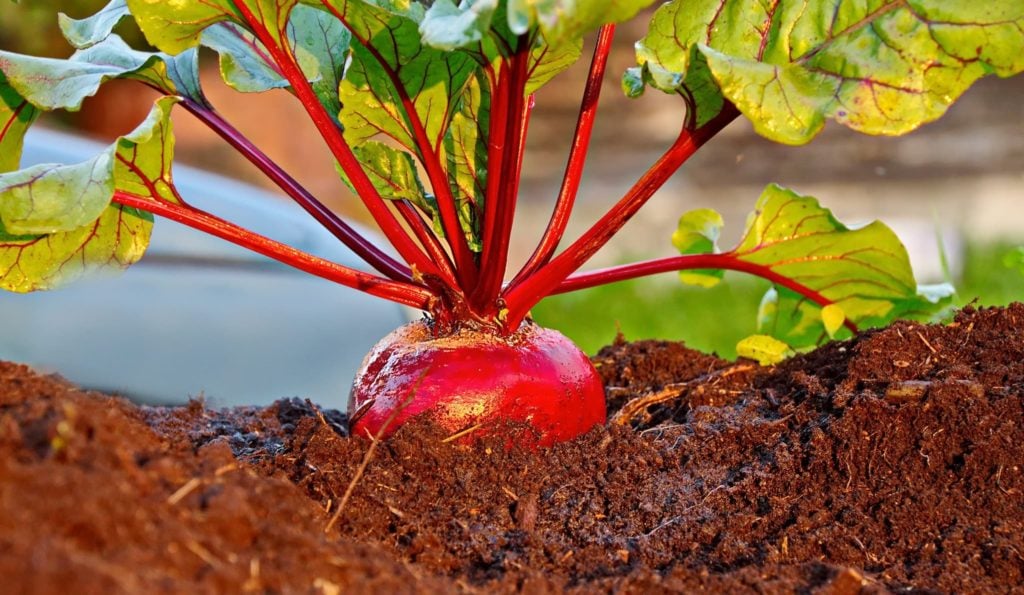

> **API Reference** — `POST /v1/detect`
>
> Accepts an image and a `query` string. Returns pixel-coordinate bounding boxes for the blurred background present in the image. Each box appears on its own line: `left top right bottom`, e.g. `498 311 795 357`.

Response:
2 1 1022 381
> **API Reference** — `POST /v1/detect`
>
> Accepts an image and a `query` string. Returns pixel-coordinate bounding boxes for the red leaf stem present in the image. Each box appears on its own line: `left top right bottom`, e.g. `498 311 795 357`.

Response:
111 191 435 309
474 60 510 291
314 1 477 290
471 37 532 312
393 199 458 281
553 253 859 333
515 94 535 186
365 45 478 288
510 24 616 287
182 101 413 282
231 3 451 287
387 66 479 289
502 103 740 330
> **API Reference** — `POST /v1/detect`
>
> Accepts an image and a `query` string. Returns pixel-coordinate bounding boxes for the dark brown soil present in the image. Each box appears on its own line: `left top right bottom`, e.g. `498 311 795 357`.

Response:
2 305 1023 593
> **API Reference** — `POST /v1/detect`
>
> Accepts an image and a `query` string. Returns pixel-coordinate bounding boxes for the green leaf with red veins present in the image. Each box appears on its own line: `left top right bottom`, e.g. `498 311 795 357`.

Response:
59 0 130 49
441 71 490 251
192 9 345 125
125 0 241 54
0 35 203 110
686 184 950 348
0 73 39 174
525 36 581 95
0 207 152 293
336 2 476 151
419 0 581 93
0 97 181 292
506 0 656 43
310 0 424 23
202 5 349 114
342 141 435 211
757 280 953 347
633 0 1024 143
203 22 291 93
0 96 179 234
331 0 578 249
672 207 724 288
130 0 333 56
63 0 332 109
0 157 115 235
287 4 351 122
112 97 183 205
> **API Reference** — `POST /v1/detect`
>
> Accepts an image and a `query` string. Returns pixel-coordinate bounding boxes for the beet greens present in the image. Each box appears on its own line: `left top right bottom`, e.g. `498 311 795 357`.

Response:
1 1 1022 417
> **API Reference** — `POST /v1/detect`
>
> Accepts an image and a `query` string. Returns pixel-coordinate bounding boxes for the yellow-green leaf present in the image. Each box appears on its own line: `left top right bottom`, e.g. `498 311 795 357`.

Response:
126 0 239 54
821 304 846 339
0 73 39 174
633 0 1024 142
337 4 476 151
673 207 723 288
0 207 151 293
737 335 793 366
525 36 581 95
680 184 953 348
0 97 181 292
507 0 656 44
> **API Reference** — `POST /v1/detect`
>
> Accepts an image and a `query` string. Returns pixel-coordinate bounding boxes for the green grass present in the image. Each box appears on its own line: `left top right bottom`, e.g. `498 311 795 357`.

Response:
533 242 1024 358
960 243 1024 306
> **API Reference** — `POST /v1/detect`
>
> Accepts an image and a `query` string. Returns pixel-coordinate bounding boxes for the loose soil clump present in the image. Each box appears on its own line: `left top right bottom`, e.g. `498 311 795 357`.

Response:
1 305 1022 593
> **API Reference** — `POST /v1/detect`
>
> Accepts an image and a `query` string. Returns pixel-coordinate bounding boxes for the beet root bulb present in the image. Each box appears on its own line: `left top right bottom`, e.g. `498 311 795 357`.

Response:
348 321 606 447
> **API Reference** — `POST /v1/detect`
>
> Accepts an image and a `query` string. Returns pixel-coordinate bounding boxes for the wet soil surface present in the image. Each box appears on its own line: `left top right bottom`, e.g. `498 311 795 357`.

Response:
2 305 1023 593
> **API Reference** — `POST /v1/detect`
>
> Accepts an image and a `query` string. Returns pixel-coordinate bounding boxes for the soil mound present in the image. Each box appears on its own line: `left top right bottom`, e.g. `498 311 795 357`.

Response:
1 305 1022 593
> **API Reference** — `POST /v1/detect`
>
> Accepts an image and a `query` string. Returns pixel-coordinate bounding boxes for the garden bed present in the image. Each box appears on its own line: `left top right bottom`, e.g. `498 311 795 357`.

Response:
1 304 1022 593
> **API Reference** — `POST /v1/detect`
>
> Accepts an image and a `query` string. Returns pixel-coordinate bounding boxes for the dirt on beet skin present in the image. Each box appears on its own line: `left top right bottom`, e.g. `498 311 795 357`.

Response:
1 304 1023 593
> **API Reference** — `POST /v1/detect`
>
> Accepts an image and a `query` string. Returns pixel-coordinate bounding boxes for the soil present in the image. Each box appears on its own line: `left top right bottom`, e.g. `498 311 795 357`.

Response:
2 304 1022 594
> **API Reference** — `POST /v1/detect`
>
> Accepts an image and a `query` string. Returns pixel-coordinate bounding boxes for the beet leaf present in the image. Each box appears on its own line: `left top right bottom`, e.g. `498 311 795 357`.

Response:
202 22 292 94
674 184 954 347
58 0 131 49
736 335 794 366
0 97 182 291
0 35 201 111
124 0 250 55
202 6 350 120
0 73 38 174
630 1 1024 143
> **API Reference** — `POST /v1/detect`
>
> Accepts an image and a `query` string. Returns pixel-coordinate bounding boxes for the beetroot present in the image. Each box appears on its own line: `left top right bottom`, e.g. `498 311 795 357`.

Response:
348 321 606 447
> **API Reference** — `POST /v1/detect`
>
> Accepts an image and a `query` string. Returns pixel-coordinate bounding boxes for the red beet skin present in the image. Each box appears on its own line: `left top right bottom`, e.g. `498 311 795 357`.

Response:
348 321 606 447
